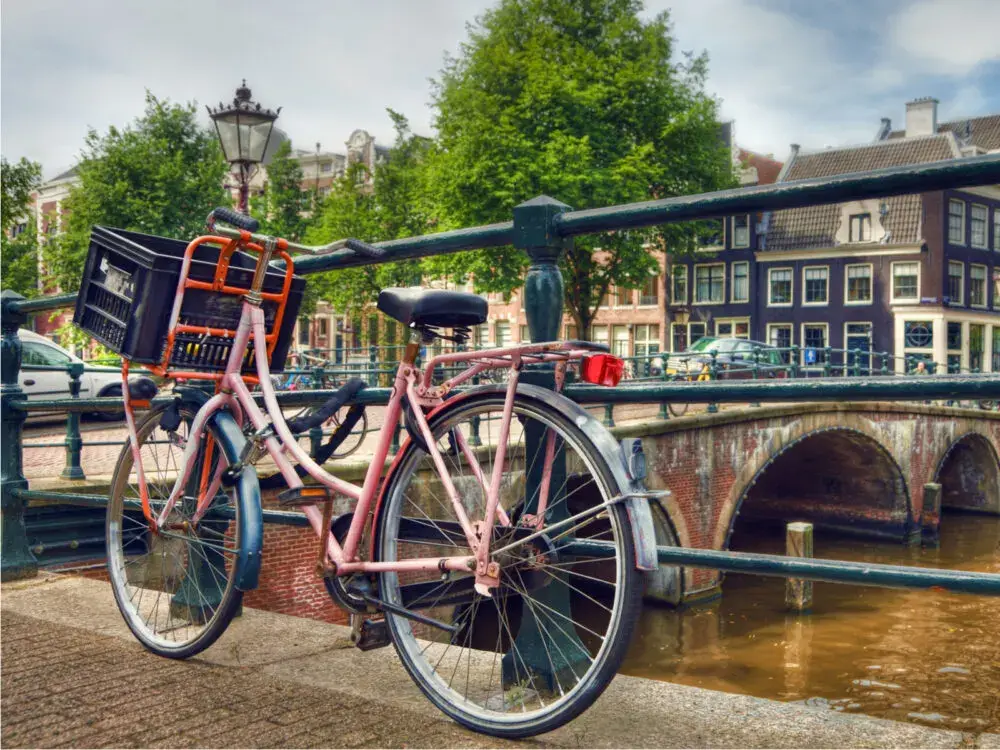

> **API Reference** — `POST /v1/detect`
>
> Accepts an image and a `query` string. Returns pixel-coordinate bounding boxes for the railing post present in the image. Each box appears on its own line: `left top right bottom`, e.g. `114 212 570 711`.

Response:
0 290 37 580
507 195 587 689
658 361 669 420
309 366 325 460
750 346 761 408
707 350 719 414
369 344 378 386
60 362 85 480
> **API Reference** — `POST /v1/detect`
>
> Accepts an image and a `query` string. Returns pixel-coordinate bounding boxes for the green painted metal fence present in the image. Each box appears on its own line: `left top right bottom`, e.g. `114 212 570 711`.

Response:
3 153 1000 592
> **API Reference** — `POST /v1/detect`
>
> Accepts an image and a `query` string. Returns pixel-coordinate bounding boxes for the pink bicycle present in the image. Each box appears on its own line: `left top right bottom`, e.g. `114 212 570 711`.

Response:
91 208 657 738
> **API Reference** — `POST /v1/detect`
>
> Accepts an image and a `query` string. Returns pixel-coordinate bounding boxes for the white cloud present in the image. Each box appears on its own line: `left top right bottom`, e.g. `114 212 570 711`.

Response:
890 0 1000 75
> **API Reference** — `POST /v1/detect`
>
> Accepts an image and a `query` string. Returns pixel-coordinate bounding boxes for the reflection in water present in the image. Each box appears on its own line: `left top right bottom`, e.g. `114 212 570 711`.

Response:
622 512 1000 732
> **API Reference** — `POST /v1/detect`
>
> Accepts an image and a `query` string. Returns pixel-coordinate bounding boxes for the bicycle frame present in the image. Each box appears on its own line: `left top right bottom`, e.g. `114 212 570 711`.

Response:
125 295 608 588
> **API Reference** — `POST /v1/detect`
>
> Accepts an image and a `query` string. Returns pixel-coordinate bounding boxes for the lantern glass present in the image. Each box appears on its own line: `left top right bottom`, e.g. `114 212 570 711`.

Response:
212 109 276 164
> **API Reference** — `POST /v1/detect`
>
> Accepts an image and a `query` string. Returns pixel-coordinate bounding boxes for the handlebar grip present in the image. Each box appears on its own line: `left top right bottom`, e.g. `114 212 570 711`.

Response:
210 207 260 233
345 238 386 260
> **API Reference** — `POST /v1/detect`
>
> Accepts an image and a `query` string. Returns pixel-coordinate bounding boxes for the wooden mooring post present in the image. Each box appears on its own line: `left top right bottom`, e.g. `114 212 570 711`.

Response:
785 521 813 612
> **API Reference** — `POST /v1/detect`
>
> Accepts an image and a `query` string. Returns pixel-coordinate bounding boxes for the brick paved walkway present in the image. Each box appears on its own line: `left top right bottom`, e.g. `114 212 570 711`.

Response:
0 611 523 749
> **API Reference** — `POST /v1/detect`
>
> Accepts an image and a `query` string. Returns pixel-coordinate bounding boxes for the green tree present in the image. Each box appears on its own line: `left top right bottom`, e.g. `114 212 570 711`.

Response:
253 140 309 241
426 0 735 335
45 92 229 292
1 156 43 297
306 112 431 313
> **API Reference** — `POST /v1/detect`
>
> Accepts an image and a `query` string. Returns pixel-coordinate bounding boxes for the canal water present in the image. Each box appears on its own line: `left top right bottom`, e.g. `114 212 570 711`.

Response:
622 512 1000 733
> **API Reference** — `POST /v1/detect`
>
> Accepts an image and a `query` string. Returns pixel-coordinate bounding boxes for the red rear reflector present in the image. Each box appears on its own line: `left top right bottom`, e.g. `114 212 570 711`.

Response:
580 354 624 387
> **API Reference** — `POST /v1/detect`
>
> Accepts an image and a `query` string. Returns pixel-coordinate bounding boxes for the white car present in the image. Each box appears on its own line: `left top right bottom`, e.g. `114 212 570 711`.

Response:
17 329 123 419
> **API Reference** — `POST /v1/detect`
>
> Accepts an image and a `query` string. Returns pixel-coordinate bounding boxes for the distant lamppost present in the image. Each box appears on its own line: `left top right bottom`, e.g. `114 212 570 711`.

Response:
207 80 280 214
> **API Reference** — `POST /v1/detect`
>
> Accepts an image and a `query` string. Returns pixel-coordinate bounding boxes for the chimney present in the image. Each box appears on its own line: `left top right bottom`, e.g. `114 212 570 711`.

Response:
905 97 938 138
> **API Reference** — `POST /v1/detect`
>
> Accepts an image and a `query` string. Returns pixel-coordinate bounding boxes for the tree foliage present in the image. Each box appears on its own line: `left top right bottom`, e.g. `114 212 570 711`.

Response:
306 112 431 313
426 0 735 334
1 156 43 297
253 140 309 241
45 92 229 293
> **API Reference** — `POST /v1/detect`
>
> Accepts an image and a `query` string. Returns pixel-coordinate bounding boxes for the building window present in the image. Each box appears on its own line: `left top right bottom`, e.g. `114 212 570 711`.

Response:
694 263 725 304
697 219 724 250
321 161 332 173
731 262 749 303
634 324 660 357
845 322 873 372
732 215 750 248
971 204 988 249
970 324 985 371
803 266 829 305
367 316 379 347
639 274 659 306
904 320 933 348
614 286 632 307
948 261 964 305
385 320 398 347
671 266 688 305
767 324 792 363
612 325 629 357
565 324 578 341
519 324 530 342
297 319 310 345
671 322 706 352
802 324 828 365
317 317 329 338
970 264 987 307
994 328 1000 372
849 213 872 243
948 199 965 245
994 209 1000 251
495 320 511 347
845 264 873 304
591 325 609 348
891 262 919 302
716 319 750 339
947 321 963 373
768 267 793 306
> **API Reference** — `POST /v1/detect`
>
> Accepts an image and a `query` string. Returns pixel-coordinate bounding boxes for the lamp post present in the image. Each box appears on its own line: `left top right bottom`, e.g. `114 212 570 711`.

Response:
207 80 280 214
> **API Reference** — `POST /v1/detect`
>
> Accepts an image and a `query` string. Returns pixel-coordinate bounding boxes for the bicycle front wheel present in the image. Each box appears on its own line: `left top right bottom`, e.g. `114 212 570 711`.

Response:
375 389 641 737
106 402 243 659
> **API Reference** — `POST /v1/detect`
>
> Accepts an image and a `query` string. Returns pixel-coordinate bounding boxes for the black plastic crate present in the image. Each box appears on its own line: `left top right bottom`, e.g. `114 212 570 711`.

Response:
73 226 305 373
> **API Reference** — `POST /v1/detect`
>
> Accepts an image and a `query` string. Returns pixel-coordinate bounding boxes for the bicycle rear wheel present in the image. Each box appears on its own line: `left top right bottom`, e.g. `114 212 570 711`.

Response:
375 389 641 737
106 403 243 658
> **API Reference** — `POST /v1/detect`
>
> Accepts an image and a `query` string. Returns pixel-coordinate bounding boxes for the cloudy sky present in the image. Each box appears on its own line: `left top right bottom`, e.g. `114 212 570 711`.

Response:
2 0 998 180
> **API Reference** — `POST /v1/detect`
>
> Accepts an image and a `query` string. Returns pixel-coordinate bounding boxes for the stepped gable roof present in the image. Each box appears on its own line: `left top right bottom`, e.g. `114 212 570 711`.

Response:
764 135 957 251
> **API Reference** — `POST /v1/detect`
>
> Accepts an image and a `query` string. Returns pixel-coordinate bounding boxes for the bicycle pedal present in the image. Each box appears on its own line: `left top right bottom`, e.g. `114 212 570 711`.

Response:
277 485 332 508
351 619 391 651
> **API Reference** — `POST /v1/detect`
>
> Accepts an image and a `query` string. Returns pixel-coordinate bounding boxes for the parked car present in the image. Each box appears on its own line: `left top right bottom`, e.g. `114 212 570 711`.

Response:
666 337 788 380
17 329 123 420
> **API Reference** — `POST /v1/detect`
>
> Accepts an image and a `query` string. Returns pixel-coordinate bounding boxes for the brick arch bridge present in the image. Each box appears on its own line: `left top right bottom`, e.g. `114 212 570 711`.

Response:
622 403 1000 603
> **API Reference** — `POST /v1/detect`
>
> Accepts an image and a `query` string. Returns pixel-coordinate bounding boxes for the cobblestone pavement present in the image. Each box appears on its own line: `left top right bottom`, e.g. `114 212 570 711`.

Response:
0 611 527 749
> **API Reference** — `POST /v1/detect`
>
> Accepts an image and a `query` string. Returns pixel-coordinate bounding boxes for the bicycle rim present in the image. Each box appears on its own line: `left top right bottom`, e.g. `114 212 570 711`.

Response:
107 404 243 658
376 393 640 737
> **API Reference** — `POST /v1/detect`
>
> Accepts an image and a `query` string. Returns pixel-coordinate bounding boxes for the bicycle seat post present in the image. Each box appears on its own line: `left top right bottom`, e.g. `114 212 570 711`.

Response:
245 236 278 306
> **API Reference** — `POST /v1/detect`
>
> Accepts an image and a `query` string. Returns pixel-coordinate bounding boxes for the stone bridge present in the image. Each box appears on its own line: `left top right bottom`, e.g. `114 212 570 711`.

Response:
618 402 1000 604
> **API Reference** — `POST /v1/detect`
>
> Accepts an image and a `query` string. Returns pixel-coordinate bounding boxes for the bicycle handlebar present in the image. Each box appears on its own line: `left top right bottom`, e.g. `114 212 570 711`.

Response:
208 207 260 233
209 218 386 262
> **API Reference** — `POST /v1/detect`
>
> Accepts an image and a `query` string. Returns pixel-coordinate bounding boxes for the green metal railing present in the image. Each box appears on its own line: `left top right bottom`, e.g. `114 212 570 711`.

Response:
3 153 1000 594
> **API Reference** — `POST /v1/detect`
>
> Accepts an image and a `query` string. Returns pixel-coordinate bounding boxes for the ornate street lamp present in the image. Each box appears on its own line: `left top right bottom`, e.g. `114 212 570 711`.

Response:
207 80 280 214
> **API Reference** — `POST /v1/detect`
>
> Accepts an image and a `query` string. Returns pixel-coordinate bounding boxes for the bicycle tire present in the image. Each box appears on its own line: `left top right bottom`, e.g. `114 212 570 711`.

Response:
374 388 642 738
106 402 244 659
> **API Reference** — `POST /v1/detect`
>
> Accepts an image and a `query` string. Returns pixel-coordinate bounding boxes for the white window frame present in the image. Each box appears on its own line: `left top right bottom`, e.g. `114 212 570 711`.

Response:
693 262 726 305
970 263 988 308
802 265 830 306
731 214 751 249
638 273 660 307
890 261 920 304
844 263 873 305
767 266 794 307
947 260 964 306
848 212 872 243
994 209 1000 252
715 318 751 339
697 219 725 252
766 323 793 353
800 322 830 367
948 199 966 245
670 265 688 305
970 203 988 249
730 261 750 303
843 322 874 372
611 285 633 309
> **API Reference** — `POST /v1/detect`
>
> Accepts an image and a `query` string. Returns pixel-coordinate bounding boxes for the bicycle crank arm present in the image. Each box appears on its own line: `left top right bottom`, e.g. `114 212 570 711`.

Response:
355 591 459 634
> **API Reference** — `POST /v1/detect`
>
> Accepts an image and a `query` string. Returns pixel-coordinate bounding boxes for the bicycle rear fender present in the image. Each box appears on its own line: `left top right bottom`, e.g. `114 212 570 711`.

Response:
175 387 264 591
373 383 659 572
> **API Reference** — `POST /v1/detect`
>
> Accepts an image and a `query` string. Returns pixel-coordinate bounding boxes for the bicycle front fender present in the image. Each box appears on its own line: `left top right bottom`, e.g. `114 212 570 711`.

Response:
204 404 264 592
